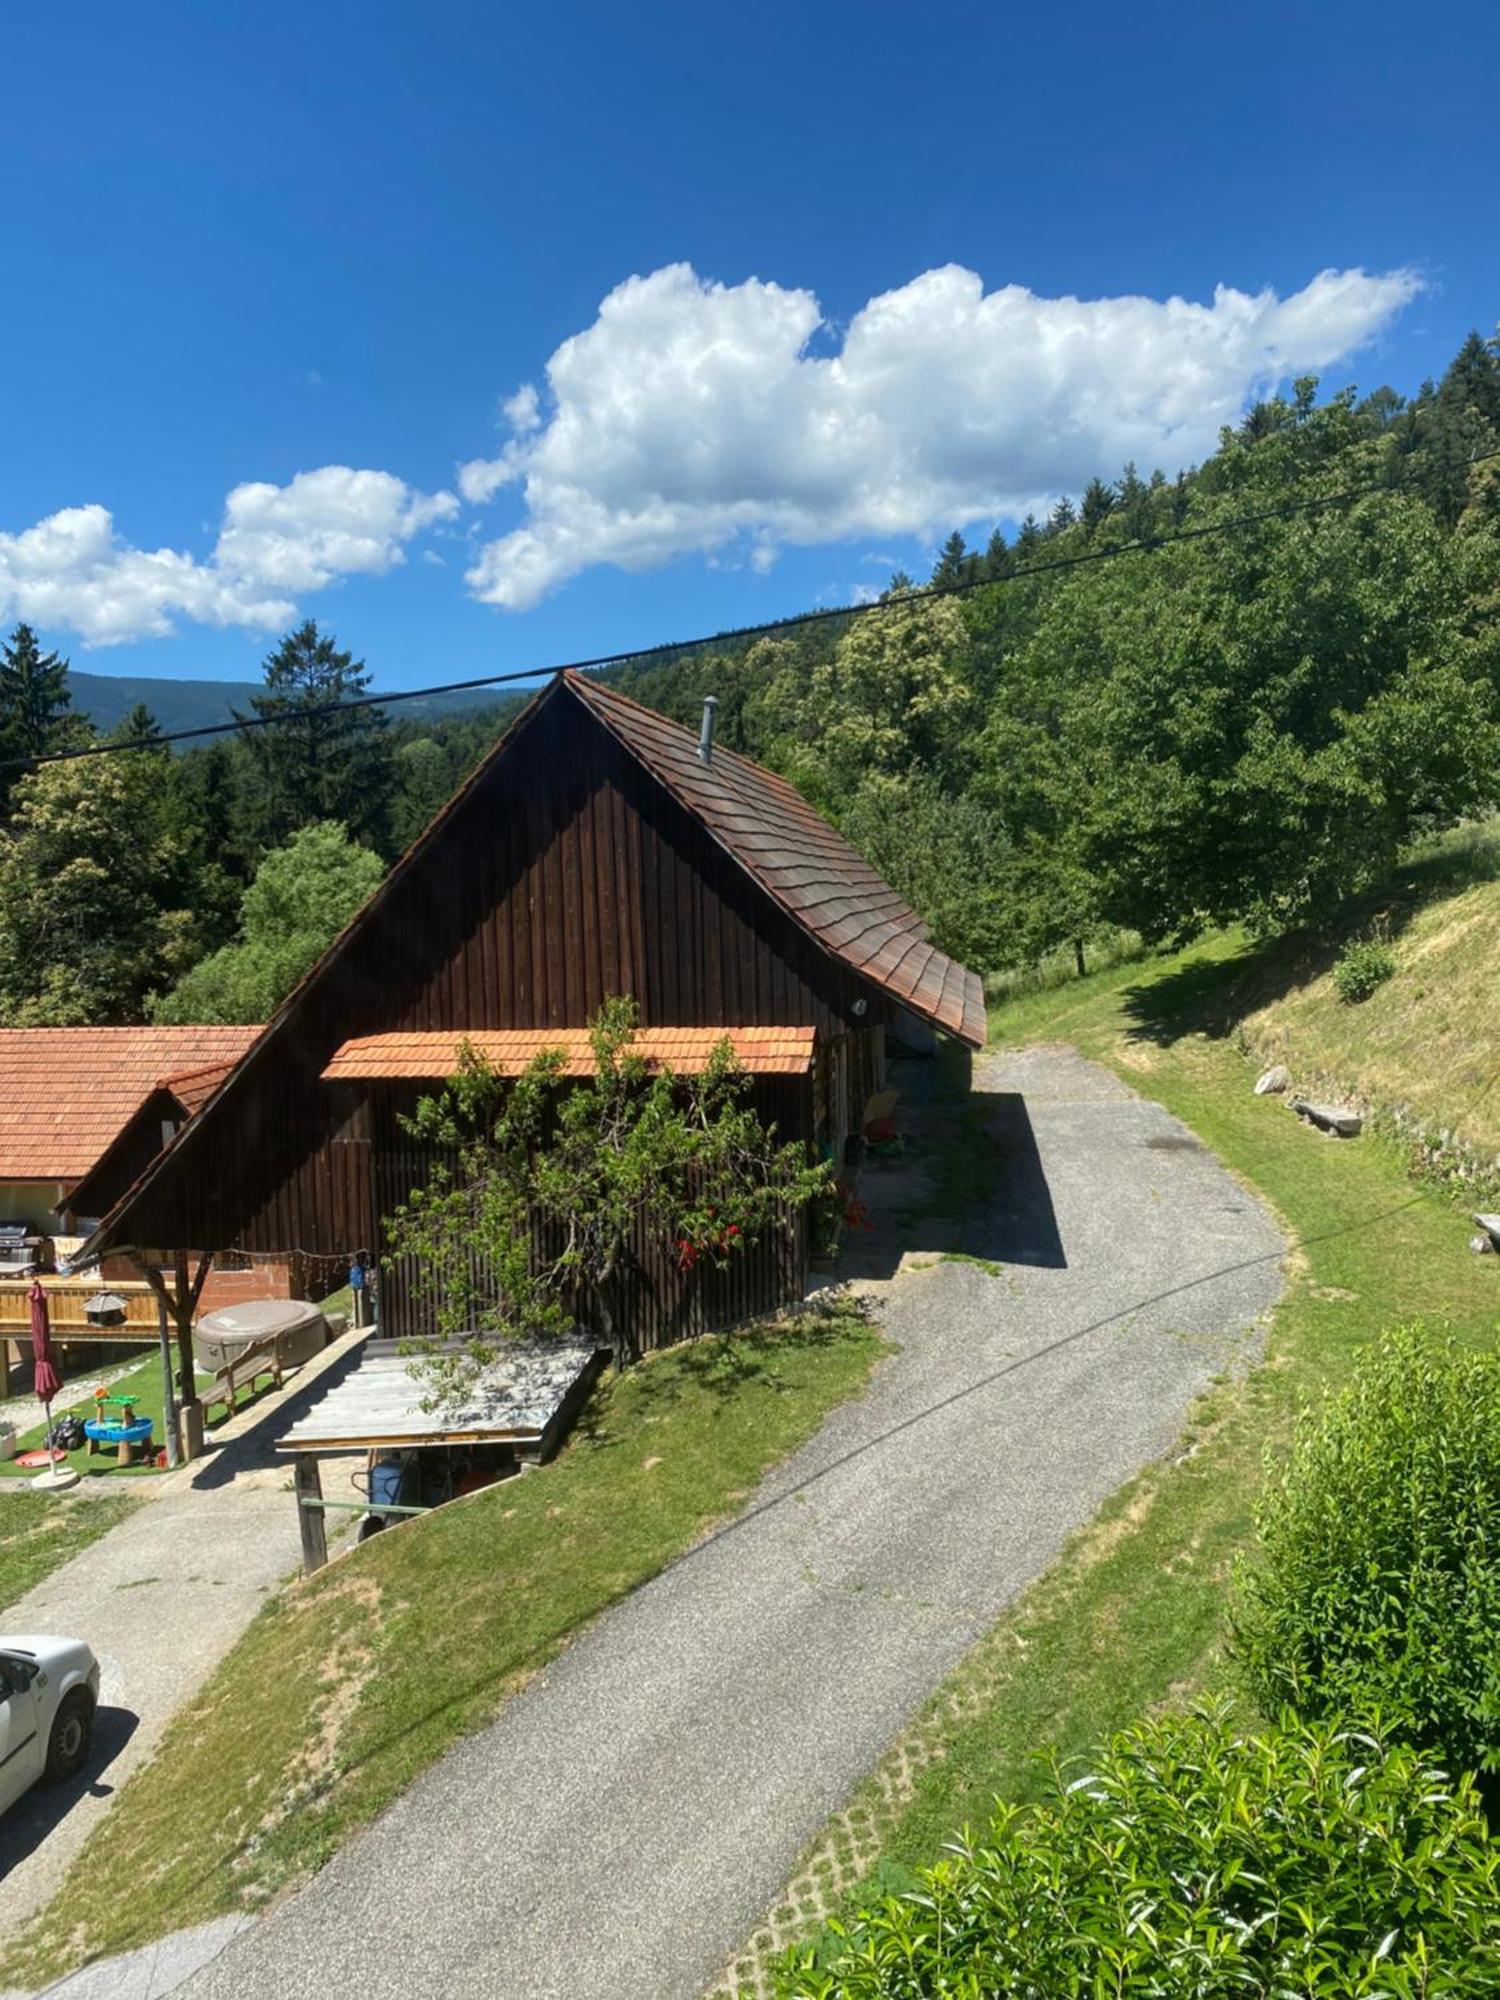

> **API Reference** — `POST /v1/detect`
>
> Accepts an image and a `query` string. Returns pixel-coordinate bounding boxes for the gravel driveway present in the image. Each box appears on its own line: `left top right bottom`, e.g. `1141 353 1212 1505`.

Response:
167 1043 1285 2000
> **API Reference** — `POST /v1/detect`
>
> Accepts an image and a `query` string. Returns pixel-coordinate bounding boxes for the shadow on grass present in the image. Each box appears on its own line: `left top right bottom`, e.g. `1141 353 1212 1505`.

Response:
1120 824 1500 1049
609 1306 867 1432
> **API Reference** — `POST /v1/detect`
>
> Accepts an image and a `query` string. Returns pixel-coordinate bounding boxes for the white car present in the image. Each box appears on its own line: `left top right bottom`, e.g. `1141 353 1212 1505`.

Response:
0 1636 100 1812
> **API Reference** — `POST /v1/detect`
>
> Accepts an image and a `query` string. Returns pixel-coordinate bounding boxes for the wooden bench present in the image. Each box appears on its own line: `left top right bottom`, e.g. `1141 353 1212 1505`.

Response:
197 1332 286 1423
1290 1098 1363 1138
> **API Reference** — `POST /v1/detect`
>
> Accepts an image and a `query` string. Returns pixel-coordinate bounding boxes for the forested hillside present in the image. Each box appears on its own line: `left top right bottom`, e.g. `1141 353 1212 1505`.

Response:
614 328 1500 974
0 326 1496 1030
0 620 518 1025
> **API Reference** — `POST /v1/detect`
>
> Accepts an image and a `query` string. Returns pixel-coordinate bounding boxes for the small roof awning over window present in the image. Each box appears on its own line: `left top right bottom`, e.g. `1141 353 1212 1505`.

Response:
321 1026 818 1082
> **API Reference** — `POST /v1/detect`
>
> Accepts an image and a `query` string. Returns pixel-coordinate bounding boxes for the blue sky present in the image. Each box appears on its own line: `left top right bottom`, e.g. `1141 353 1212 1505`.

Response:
2 0 1495 692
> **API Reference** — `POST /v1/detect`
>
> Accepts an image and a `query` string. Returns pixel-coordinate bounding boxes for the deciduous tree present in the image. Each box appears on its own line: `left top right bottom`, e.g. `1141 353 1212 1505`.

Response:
0 756 199 1023
152 820 384 1023
386 998 828 1399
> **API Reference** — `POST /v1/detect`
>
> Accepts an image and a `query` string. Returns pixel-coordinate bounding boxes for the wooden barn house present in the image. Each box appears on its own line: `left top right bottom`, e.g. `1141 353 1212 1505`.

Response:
75 671 984 1364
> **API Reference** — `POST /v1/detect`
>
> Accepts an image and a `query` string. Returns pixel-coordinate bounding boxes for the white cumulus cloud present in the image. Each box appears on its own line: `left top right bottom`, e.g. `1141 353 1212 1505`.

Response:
214 466 458 594
0 466 457 646
462 261 1422 610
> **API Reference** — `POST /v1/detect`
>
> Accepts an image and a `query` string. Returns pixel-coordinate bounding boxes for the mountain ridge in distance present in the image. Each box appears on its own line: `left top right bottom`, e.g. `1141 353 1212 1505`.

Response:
65 668 533 741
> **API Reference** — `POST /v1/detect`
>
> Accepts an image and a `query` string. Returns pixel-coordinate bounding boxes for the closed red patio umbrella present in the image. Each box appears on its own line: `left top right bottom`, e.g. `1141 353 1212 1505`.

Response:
29 1279 77 1491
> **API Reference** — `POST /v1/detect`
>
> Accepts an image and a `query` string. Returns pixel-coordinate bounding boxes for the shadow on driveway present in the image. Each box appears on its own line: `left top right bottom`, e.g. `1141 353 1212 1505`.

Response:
839 1062 1066 1282
0 1704 138 1883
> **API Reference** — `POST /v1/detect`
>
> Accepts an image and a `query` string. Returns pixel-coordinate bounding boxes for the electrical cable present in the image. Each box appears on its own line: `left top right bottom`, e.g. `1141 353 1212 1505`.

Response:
2 437 1495 775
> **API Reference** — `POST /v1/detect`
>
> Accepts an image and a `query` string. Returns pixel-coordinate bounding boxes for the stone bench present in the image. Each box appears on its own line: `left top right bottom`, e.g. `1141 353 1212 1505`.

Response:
1290 1098 1363 1138
1473 1213 1500 1252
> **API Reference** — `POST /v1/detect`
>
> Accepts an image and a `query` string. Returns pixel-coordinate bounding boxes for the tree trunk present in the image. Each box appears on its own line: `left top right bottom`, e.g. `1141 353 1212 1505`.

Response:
1073 937 1087 979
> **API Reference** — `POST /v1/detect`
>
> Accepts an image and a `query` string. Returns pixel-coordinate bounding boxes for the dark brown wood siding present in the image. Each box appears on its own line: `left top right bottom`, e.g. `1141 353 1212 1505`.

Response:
370 693 877 1038
110 685 844 1351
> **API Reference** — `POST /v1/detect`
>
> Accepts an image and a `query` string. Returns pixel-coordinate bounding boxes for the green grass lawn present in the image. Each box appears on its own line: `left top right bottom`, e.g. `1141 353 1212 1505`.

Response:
721 927 1500 1990
0 1353 281 1481
0 1491 137 1613
0 1304 885 1989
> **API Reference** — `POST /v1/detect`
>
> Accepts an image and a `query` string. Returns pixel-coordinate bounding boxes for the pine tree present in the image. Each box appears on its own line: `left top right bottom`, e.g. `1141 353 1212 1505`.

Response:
0 625 87 817
1437 330 1500 430
1421 329 1500 523
932 530 970 591
1048 496 1077 534
1080 478 1117 536
113 701 164 746
1117 462 1151 538
983 527 1010 578
235 621 395 856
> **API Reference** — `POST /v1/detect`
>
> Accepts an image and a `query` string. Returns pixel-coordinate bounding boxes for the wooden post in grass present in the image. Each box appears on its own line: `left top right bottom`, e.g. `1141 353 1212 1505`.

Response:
154 1292 180 1469
138 1250 215 1461
294 1455 327 1575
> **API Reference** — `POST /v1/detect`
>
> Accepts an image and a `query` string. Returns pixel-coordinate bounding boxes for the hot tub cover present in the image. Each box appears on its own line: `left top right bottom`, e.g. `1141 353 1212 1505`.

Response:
197 1298 326 1342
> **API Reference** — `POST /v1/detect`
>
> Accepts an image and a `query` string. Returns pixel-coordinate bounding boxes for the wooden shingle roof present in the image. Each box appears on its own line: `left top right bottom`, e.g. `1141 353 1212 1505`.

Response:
0 1027 261 1182
565 673 986 1047
323 1027 817 1081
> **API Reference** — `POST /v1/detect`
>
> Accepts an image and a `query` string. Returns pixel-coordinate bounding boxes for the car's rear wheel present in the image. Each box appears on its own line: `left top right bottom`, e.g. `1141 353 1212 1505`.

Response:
44 1689 94 1782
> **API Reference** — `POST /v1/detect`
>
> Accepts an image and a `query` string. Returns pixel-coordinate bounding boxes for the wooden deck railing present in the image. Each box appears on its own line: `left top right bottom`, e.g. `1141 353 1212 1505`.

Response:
0 1277 159 1342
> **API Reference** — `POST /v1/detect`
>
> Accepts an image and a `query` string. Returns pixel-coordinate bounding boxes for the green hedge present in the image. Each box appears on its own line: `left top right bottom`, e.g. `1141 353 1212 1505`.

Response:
781 1706 1500 1998
1234 1326 1500 1773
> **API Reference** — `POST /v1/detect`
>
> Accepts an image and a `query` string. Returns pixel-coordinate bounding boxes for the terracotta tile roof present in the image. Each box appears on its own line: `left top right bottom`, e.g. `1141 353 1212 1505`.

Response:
163 1059 244 1116
0 1027 262 1182
324 1027 817 1081
565 673 987 1047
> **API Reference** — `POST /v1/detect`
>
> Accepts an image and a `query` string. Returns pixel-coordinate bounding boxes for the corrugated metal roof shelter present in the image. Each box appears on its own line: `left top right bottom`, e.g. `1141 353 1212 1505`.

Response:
280 1338 604 1453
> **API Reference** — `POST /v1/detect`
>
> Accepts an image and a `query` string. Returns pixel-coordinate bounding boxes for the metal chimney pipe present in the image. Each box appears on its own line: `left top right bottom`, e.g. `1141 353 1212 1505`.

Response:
698 694 719 765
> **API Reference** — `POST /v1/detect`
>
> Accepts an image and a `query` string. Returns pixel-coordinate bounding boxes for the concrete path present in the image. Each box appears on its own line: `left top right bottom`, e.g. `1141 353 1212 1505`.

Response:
172 1045 1285 2000
0 1328 369 1929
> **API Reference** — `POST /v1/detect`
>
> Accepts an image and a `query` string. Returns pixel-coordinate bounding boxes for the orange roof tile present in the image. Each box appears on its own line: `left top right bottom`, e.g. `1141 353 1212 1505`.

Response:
323 1027 817 1081
161 1058 243 1116
564 674 987 1047
0 1027 262 1182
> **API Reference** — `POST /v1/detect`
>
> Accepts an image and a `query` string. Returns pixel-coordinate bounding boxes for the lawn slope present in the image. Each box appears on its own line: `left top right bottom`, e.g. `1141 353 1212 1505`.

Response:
0 1309 883 1990
1204 822 1500 1170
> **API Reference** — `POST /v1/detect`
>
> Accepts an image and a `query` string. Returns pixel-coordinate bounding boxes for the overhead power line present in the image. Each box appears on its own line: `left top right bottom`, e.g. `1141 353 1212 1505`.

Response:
4 436 1498 777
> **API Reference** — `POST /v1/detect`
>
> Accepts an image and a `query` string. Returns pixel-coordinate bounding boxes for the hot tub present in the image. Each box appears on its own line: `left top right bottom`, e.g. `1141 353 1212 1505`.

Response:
194 1297 329 1377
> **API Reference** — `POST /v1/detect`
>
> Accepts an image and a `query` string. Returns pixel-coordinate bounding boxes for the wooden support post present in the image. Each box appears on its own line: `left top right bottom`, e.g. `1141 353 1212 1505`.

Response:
173 1251 196 1406
138 1250 215 1463
155 1290 180 1470
294 1455 328 1575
